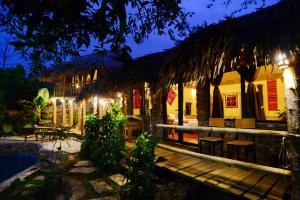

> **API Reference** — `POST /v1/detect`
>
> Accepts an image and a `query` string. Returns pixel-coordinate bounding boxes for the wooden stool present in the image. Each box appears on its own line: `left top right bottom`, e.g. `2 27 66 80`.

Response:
227 118 256 162
199 136 224 156
199 118 224 156
227 140 255 161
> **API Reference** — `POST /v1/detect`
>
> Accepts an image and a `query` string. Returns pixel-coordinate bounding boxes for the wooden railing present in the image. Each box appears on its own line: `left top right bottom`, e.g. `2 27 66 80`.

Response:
156 124 288 137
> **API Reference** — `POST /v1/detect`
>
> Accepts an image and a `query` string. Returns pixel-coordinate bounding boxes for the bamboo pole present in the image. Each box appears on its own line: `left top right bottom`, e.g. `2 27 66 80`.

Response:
158 143 290 176
156 124 288 137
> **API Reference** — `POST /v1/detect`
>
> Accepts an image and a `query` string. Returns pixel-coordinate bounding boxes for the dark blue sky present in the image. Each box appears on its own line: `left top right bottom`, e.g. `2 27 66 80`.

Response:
0 0 278 71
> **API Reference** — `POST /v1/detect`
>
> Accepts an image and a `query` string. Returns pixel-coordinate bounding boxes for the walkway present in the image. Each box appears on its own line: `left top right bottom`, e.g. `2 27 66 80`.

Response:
155 144 291 200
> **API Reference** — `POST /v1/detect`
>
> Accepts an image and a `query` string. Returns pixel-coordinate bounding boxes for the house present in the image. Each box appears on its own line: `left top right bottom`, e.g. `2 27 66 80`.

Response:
39 51 132 132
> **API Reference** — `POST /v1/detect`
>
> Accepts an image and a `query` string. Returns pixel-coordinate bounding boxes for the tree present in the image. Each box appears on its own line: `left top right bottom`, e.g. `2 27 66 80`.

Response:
0 0 192 64
0 33 14 69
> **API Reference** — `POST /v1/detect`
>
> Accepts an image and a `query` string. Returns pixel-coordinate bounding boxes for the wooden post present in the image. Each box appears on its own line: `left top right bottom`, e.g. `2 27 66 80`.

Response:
69 100 74 127
93 97 97 115
98 100 102 117
53 99 57 126
162 88 168 140
197 81 210 126
241 75 247 118
141 86 146 117
127 89 134 115
76 101 82 132
283 54 300 200
62 98 66 126
82 99 86 134
178 81 184 143
149 83 163 139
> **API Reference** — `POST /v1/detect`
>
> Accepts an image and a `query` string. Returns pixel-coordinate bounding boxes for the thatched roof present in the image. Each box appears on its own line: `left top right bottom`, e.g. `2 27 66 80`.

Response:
162 0 300 87
39 51 132 82
79 0 299 99
77 49 175 100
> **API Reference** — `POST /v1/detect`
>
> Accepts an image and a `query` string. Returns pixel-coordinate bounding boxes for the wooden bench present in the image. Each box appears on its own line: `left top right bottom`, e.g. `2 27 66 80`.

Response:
199 118 224 156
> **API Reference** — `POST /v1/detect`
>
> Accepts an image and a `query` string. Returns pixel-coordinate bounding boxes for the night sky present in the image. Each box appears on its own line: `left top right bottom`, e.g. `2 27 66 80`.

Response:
0 0 278 72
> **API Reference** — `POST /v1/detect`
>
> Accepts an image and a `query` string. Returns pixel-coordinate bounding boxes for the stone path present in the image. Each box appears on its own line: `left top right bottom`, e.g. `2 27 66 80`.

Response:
109 174 128 186
64 177 86 200
67 160 120 199
69 166 96 174
89 179 113 194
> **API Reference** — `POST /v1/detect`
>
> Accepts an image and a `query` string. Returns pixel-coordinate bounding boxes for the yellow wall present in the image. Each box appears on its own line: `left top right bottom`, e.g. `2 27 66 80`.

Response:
212 83 242 119
252 78 285 120
211 78 286 120
167 86 197 118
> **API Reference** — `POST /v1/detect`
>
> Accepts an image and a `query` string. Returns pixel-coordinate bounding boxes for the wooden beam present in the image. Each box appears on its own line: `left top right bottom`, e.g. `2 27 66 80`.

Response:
158 143 290 176
156 124 288 137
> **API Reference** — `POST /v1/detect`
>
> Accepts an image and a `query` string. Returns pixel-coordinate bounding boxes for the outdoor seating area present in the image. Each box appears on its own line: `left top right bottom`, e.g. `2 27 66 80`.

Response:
158 122 288 168
22 125 73 142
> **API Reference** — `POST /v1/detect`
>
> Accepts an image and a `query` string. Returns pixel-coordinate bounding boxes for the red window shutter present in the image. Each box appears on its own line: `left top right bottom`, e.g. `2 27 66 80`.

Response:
267 80 278 111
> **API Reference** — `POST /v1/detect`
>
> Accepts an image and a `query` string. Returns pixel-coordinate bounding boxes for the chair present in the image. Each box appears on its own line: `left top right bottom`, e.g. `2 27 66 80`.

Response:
227 118 256 162
199 118 224 156
124 116 144 140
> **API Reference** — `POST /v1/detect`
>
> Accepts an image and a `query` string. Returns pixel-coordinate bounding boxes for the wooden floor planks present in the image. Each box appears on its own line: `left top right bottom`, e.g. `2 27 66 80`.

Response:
155 147 290 200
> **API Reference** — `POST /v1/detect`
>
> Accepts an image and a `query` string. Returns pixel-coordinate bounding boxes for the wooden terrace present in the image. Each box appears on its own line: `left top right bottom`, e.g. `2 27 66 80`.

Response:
154 144 291 200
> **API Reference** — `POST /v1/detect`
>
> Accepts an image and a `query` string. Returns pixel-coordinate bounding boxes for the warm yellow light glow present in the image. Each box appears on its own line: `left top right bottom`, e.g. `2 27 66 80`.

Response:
276 52 289 69
191 88 196 96
117 92 122 98
283 67 296 90
99 99 106 106
75 83 80 89
60 98 65 103
51 97 56 102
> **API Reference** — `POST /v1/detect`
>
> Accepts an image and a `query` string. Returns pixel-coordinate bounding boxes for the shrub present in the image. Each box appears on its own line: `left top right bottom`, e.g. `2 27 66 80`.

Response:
126 132 159 199
80 103 128 171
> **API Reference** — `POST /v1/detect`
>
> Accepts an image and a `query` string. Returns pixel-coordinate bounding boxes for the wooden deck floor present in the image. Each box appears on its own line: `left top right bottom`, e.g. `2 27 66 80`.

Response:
155 146 291 200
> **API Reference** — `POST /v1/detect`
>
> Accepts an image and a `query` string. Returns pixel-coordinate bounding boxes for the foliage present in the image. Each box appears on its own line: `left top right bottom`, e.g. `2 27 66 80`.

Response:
48 128 71 165
0 102 26 136
0 0 192 64
81 103 128 171
126 132 159 199
277 109 287 121
19 88 51 125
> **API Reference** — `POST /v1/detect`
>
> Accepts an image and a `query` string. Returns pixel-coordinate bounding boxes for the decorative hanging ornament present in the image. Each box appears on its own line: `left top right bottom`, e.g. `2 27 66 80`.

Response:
133 89 141 108
167 88 177 105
